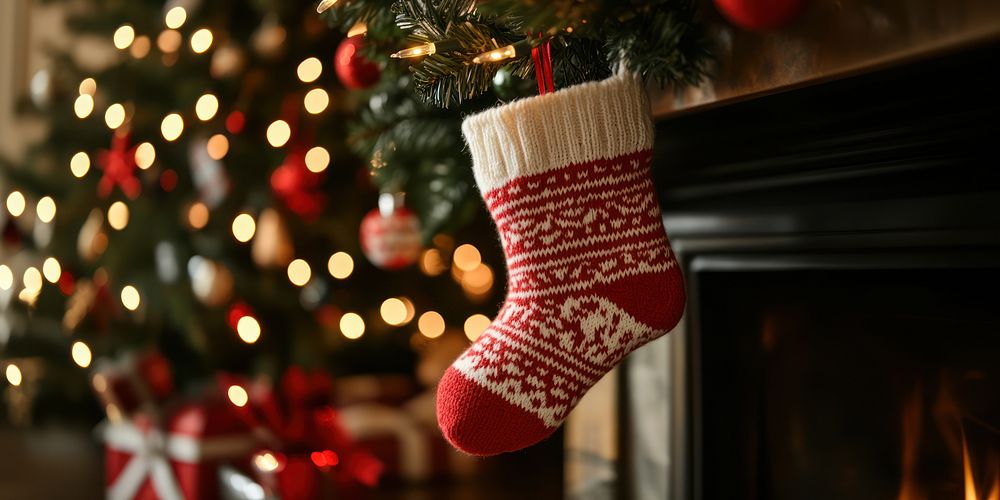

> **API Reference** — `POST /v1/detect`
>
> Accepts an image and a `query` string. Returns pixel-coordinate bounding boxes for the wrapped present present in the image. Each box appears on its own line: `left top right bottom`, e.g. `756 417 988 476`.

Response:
92 351 174 417
102 397 256 500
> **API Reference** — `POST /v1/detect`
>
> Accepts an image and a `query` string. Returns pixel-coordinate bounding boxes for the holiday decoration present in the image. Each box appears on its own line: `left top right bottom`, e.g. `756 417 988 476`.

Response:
188 256 234 307
63 277 114 331
436 74 686 456
92 351 175 417
251 208 294 268
29 69 55 109
189 137 229 208
270 151 325 219
210 42 246 79
96 132 141 199
252 14 286 59
77 208 108 261
334 36 380 90
714 0 806 31
359 194 422 270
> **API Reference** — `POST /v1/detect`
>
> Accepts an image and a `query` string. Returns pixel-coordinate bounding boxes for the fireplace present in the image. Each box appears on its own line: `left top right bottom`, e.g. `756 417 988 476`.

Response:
622 42 1000 499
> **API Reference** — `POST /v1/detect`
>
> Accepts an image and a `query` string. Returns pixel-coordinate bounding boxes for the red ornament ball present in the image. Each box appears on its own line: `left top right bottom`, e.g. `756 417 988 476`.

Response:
359 206 422 270
714 0 805 31
334 36 381 89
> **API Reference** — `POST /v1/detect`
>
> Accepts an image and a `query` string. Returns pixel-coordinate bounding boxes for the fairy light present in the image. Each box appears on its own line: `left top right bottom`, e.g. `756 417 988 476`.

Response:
71 341 92 368
157 30 182 53
418 311 445 339
6 191 26 217
453 244 481 272
391 43 436 59
231 213 256 242
464 314 491 341
165 7 187 29
236 315 261 344
161 113 184 141
5 365 22 386
297 57 322 83
120 285 141 311
42 257 61 283
130 36 151 58
190 28 214 53
104 103 126 129
227 385 248 407
327 252 353 279
303 88 329 114
71 152 91 177
347 22 368 38
79 78 97 96
113 24 136 50
206 134 229 160
266 120 291 147
304 146 330 173
287 259 312 286
0 265 13 290
254 452 280 472
380 298 410 326
472 44 518 64
134 142 156 169
74 94 94 118
36 196 56 223
22 267 42 294
108 201 130 230
187 202 210 229
195 94 219 121
339 312 365 339
316 0 339 13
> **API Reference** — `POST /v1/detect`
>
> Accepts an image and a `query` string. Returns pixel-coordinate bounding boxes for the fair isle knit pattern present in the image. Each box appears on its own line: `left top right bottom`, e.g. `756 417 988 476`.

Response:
436 73 686 456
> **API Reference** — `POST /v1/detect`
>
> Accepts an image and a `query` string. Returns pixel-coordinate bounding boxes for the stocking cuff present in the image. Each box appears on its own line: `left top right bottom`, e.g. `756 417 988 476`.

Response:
462 73 654 193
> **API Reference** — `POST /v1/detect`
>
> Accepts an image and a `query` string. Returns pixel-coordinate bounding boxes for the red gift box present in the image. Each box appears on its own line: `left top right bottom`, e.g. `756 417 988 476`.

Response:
102 397 255 500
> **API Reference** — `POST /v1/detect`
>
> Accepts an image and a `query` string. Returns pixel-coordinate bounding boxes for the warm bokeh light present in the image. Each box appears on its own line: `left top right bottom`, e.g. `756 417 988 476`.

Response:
121 285 141 311
195 93 219 121
236 315 261 344
266 120 291 147
253 451 280 472
161 113 184 141
297 57 322 82
464 314 491 341
130 36 151 58
303 88 329 114
36 196 56 223
227 385 248 407
134 142 156 169
453 244 482 272
113 24 135 50
0 265 13 290
340 312 365 339
187 202 210 229
104 103 126 129
6 191 26 217
418 311 445 339
79 78 97 96
74 94 94 118
287 259 312 286
380 298 409 326
316 0 339 14
71 341 92 368
399 297 416 323
157 30 182 53
71 152 91 177
190 28 214 53
164 6 187 29
462 263 494 296
232 213 256 242
304 146 330 172
5 364 22 387
419 248 446 276
23 267 43 293
347 22 368 38
108 201 130 230
206 134 229 160
327 252 353 279
42 257 61 283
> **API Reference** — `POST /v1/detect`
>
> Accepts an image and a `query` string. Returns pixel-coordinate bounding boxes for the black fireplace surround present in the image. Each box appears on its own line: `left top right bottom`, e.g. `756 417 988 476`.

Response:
626 42 1000 500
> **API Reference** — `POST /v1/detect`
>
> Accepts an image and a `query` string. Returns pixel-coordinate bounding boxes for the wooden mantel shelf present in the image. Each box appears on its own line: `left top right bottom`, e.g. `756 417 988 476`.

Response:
650 0 1000 118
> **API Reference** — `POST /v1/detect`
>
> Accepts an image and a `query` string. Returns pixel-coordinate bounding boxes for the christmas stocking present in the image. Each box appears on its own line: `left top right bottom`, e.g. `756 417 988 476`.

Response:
437 73 686 456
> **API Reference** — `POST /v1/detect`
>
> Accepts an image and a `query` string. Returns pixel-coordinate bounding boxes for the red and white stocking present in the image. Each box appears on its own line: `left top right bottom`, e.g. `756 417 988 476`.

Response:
436 74 686 455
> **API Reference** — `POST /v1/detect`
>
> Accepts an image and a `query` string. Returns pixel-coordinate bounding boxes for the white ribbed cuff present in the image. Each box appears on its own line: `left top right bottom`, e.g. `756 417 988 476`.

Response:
461 73 653 193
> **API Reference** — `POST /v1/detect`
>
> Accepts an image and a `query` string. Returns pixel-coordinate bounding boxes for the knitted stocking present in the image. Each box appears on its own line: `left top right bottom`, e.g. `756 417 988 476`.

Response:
436 74 686 456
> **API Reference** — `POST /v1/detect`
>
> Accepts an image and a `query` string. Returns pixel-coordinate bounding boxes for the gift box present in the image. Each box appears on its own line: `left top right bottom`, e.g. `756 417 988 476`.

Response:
102 397 256 500
92 351 174 417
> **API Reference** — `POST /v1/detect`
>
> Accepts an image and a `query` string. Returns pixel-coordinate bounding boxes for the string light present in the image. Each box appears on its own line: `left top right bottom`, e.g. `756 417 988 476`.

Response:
187 202 210 229
266 120 291 147
22 267 42 294
327 252 353 279
206 134 229 160
134 142 156 169
390 40 457 59
113 24 136 50
380 298 410 326
232 213 256 242
227 385 248 407
157 30 182 53
105 103 126 129
303 88 329 114
161 113 184 141
297 57 322 83
71 152 91 177
71 341 92 368
121 285 141 311
316 0 339 13
108 201 130 230
130 36 151 58
74 94 94 118
339 312 365 339
473 44 518 64
236 315 261 344
304 146 330 172
195 94 219 121
347 22 368 38
5 364 22 387
79 78 97 96
418 311 445 339
190 28 214 53
165 6 187 29
287 259 312 286
36 196 56 223
42 257 61 283
6 191 26 217
254 452 280 472
0 265 13 290
464 314 491 341
453 244 481 271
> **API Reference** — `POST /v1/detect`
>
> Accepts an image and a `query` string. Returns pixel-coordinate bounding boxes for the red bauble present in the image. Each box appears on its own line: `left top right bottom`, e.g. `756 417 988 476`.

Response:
334 36 381 89
271 151 326 219
714 0 805 31
359 206 422 270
